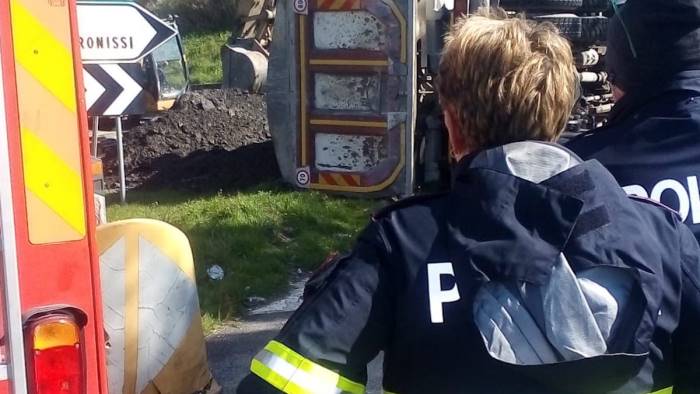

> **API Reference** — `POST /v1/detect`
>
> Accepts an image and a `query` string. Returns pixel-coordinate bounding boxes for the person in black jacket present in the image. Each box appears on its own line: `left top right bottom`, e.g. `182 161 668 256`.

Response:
238 9 700 394
566 0 700 241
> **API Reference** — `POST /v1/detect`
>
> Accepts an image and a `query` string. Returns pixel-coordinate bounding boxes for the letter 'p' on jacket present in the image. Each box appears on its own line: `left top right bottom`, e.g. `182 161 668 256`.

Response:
238 142 700 394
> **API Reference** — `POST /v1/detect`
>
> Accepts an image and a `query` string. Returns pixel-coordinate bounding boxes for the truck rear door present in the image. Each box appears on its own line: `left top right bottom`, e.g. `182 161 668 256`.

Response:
267 0 417 196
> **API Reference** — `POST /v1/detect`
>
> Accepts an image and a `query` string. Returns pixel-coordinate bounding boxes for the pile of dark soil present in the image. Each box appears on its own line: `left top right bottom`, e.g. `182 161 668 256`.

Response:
101 89 280 192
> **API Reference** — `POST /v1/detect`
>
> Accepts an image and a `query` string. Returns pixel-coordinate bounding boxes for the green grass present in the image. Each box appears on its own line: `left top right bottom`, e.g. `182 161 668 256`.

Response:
182 30 229 85
108 185 380 327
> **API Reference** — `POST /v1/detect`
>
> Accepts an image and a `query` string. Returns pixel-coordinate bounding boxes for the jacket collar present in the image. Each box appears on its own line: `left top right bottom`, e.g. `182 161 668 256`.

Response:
452 141 584 185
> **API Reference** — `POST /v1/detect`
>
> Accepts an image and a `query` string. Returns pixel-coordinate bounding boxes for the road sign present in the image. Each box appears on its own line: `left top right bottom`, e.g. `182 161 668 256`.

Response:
83 63 146 116
77 1 177 63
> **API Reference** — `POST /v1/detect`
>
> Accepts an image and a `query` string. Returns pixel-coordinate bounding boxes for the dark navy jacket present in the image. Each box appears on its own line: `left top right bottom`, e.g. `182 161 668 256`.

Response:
238 142 700 394
567 71 700 242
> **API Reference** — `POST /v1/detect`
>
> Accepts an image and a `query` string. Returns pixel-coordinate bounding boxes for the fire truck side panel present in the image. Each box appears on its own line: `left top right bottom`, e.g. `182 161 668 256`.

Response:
0 0 107 392
67 0 110 390
0 3 29 391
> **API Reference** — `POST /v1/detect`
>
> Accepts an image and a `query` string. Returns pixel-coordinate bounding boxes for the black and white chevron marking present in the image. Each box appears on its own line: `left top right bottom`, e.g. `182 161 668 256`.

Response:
83 64 146 116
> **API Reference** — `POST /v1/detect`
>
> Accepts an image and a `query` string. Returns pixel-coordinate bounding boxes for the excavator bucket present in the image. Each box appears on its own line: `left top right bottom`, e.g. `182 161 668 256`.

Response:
222 0 275 92
267 0 417 197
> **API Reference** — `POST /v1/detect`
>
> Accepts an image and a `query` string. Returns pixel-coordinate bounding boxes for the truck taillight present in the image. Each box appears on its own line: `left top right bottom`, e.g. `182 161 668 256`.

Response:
26 316 83 394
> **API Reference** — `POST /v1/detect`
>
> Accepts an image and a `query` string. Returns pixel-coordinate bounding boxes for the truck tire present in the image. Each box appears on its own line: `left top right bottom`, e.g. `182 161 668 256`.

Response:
535 15 608 44
580 16 608 43
500 0 583 12
580 0 610 12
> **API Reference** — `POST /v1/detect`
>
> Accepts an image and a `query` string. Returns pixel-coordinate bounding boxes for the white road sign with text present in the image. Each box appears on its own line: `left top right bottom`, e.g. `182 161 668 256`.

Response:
77 1 177 63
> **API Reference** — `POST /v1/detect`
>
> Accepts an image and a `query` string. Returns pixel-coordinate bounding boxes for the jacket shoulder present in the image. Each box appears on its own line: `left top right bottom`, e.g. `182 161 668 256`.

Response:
372 191 449 220
628 195 682 222
564 128 617 158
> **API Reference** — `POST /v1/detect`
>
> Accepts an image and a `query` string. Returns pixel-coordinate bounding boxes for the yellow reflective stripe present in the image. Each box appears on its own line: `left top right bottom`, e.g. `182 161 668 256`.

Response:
10 0 77 112
251 353 344 394
251 359 308 394
335 374 364 394
252 340 365 394
267 341 364 393
266 341 364 392
21 128 85 235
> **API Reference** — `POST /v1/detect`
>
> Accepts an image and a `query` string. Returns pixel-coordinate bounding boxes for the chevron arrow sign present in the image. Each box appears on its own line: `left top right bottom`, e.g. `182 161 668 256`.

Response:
77 1 177 63
83 63 146 116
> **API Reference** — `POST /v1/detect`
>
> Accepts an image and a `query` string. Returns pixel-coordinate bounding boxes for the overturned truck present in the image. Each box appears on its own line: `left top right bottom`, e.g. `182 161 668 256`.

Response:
225 0 614 197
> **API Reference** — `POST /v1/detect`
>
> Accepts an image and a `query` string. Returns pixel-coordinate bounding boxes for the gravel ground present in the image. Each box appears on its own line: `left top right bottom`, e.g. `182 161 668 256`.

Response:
101 89 280 192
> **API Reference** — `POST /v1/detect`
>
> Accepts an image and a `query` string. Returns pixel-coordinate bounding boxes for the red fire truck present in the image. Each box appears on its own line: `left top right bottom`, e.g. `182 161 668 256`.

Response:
0 0 108 391
0 0 218 389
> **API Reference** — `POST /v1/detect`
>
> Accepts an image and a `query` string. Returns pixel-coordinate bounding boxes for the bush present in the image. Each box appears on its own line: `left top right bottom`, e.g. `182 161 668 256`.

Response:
139 0 239 33
182 31 230 84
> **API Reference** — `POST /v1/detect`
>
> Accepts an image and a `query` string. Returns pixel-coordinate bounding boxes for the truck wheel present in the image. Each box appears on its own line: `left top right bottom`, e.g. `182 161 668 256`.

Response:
535 15 608 44
500 0 583 12
580 0 610 12
580 16 608 43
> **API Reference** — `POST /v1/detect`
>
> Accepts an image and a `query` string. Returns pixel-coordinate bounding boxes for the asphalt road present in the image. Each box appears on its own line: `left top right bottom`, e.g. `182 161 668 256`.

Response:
205 279 383 393
206 311 291 392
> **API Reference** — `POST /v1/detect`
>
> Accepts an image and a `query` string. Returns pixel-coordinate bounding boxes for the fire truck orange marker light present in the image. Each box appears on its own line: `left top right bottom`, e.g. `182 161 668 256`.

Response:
33 319 79 351
10 0 77 112
21 128 86 236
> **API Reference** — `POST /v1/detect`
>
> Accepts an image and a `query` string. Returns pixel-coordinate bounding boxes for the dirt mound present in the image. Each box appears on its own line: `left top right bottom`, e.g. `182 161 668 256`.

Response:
101 89 280 191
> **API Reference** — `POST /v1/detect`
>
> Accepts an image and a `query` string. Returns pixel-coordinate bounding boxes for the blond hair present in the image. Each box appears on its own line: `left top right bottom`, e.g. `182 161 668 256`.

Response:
437 9 577 148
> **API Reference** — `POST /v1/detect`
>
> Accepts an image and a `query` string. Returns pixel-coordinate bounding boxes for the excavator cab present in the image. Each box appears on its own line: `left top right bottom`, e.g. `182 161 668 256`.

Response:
151 16 189 111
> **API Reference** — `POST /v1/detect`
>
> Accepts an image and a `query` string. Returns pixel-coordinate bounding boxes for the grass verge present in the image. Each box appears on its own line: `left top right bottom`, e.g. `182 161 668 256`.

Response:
108 185 380 330
182 30 229 85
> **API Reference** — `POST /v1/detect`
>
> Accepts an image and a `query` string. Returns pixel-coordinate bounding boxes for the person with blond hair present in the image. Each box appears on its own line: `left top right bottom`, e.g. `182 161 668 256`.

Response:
237 10 700 394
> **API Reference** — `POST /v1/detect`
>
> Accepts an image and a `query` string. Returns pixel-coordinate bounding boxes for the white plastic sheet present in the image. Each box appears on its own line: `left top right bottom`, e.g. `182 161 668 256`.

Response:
434 0 454 11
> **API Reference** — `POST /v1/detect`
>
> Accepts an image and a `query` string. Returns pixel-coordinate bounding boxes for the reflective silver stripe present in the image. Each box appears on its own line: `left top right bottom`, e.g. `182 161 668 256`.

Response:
0 31 28 392
254 349 346 394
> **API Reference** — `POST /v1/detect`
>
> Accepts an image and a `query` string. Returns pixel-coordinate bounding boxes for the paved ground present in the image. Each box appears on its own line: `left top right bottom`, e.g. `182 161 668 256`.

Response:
205 279 383 393
206 311 292 392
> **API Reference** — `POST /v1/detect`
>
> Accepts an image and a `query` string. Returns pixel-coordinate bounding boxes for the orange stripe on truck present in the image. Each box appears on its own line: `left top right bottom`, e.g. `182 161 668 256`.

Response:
317 0 360 10
318 172 361 187
342 174 360 186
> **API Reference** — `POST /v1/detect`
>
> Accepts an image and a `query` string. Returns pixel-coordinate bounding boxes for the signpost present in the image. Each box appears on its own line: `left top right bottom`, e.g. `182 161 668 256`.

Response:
77 1 178 203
